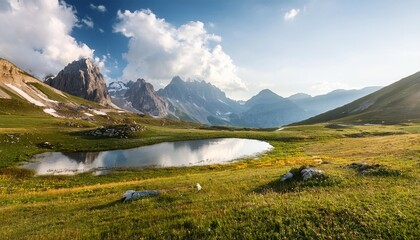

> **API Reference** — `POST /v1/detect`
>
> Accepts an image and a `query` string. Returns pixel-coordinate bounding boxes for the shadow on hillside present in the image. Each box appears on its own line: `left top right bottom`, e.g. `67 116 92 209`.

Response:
89 199 122 210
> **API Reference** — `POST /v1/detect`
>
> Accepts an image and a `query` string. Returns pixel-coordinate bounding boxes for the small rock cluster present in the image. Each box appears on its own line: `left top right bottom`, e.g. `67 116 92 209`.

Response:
280 167 324 182
86 124 145 138
345 162 373 174
344 162 400 176
61 121 84 128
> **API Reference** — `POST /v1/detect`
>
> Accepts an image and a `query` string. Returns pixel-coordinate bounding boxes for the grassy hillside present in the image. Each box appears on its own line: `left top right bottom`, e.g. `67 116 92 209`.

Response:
0 111 419 239
296 71 420 125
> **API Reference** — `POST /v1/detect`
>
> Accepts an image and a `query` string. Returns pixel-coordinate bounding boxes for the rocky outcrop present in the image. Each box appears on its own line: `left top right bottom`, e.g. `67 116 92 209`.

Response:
124 79 170 116
86 124 145 138
46 58 112 106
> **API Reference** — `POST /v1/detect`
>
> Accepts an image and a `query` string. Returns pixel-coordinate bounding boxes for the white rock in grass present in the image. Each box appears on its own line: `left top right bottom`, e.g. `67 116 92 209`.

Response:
122 190 159 202
280 172 293 182
195 183 202 191
301 168 323 181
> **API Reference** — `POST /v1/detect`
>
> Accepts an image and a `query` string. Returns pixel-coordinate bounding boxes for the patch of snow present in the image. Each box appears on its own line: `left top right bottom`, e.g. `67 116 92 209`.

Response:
43 108 61 118
218 99 227 105
35 92 59 104
5 83 45 107
91 109 107 116
109 81 128 90
84 112 94 117
276 128 284 131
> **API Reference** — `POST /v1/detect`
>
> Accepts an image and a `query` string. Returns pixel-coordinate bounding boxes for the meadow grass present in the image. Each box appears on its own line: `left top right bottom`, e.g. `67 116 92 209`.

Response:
0 114 419 239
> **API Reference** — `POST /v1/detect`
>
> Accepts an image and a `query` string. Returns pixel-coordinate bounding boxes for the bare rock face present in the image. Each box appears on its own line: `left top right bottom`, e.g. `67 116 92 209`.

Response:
124 79 170 116
46 58 112 106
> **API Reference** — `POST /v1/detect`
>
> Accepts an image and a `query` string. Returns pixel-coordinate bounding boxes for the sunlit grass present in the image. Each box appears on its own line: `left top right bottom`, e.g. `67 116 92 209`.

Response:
0 116 419 239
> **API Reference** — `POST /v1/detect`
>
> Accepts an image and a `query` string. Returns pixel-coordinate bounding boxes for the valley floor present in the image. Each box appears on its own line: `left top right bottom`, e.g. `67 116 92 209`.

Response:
0 115 419 239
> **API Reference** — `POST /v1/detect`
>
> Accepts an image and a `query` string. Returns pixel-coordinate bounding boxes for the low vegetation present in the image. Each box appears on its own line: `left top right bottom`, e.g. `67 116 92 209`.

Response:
0 112 419 239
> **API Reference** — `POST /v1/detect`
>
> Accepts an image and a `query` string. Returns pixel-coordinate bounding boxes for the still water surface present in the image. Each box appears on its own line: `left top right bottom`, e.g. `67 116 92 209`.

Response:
23 138 272 175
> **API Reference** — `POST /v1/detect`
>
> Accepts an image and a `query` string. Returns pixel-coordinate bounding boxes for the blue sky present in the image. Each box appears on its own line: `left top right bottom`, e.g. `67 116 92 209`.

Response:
1 0 420 99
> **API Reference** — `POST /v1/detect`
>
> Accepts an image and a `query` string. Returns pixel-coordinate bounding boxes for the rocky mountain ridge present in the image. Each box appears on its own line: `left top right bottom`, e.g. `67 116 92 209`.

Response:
45 58 113 106
108 76 379 127
0 58 116 118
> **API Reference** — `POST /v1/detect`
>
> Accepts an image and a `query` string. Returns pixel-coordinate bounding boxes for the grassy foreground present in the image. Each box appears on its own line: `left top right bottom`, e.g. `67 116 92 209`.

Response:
0 114 419 239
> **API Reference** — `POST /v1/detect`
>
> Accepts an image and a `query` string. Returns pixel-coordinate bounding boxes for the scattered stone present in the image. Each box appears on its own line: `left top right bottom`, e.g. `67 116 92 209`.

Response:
38 141 53 149
3 134 20 144
122 190 160 202
280 172 293 182
61 121 84 128
86 124 145 138
195 183 202 191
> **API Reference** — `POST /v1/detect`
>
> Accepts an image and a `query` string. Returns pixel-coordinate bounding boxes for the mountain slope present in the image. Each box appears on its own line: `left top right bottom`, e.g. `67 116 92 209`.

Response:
296 72 420 124
0 58 115 118
289 87 381 116
46 58 113 106
231 89 308 127
124 79 171 116
157 76 244 124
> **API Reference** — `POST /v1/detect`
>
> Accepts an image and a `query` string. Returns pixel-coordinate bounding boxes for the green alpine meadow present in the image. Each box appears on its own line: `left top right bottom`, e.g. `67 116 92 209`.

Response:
1 1 420 239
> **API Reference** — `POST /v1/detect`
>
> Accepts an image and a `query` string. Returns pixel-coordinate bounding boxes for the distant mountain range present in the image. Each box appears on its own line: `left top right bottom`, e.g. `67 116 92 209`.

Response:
6 57 410 127
288 87 382 116
108 75 380 127
229 89 307 128
295 71 420 125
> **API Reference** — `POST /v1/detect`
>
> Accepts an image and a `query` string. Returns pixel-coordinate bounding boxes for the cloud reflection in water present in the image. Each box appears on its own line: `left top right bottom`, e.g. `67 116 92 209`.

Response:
23 138 272 175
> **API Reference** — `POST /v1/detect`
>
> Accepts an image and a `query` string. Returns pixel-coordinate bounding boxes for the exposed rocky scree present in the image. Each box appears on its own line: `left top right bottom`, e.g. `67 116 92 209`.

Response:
108 79 172 117
86 124 146 138
124 79 172 116
45 58 113 106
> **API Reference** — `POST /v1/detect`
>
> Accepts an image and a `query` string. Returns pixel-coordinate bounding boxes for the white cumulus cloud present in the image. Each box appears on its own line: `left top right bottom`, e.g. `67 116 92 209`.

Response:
89 4 106 13
284 8 300 21
114 9 246 93
0 0 94 78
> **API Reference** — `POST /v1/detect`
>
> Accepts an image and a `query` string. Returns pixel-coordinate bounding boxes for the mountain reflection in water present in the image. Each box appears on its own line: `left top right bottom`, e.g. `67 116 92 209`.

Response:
23 138 272 175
